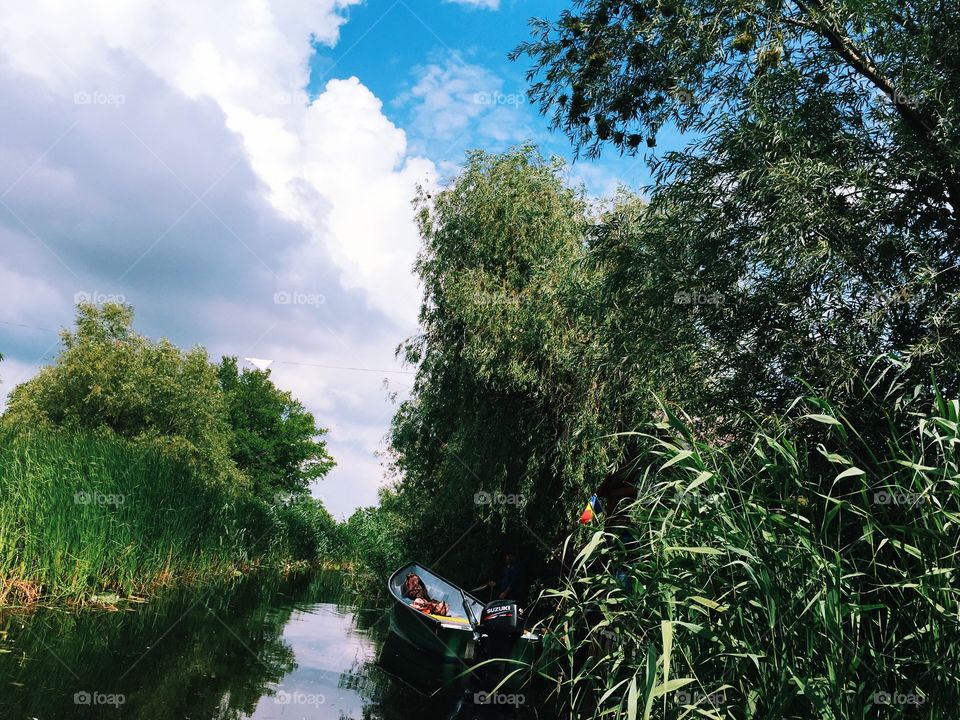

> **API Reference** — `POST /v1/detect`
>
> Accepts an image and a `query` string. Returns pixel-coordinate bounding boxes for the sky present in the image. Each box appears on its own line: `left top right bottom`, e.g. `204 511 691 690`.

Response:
0 0 666 518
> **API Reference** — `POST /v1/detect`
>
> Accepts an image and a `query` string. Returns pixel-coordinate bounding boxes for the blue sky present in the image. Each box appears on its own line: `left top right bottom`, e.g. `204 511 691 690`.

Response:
0 0 683 517
305 0 661 194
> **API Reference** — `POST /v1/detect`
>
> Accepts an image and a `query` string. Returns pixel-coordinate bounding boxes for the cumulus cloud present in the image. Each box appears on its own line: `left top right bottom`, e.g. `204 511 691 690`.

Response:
0 0 437 517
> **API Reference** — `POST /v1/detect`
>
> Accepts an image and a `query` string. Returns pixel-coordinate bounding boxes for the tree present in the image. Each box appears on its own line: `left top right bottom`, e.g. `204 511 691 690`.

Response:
514 0 960 424
389 147 625 578
514 0 959 181
216 356 335 499
2 303 238 484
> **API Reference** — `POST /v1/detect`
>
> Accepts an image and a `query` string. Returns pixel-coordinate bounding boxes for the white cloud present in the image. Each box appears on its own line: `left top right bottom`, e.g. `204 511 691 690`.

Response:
0 0 434 326
399 60 496 139
0 263 65 322
396 56 536 164
0 0 435 514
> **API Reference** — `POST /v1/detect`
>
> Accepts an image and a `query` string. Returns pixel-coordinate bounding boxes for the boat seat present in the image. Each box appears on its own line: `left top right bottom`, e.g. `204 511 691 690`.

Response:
428 613 470 624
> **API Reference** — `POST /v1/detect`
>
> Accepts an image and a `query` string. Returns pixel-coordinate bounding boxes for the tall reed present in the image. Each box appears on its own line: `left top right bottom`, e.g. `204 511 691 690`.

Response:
0 429 326 605
533 387 960 719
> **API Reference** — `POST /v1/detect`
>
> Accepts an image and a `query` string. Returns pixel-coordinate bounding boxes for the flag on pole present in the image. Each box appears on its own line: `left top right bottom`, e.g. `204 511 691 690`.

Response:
579 493 601 524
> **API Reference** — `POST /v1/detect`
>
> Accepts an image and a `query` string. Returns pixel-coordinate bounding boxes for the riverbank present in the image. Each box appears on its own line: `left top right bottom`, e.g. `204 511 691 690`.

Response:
0 430 340 609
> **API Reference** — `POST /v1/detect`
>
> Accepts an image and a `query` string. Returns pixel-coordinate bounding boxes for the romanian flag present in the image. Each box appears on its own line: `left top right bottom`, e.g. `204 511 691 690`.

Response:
579 494 601 524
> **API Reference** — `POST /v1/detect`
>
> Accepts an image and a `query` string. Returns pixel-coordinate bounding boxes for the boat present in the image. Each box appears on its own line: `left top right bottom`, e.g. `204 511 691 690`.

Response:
387 562 539 668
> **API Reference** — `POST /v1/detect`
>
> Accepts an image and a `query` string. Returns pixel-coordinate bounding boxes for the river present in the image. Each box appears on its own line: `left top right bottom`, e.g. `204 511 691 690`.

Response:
0 571 530 719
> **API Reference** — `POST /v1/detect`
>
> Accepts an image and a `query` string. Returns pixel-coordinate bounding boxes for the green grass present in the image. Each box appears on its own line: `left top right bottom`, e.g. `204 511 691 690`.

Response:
0 429 330 605
533 389 960 719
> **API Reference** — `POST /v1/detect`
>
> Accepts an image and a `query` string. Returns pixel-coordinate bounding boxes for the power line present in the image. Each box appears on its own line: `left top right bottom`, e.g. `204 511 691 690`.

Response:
270 360 415 375
0 320 417 376
0 320 59 333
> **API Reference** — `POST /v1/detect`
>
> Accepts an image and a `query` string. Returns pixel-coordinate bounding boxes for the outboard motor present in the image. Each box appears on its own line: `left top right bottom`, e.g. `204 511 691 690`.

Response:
468 600 528 698
477 600 522 638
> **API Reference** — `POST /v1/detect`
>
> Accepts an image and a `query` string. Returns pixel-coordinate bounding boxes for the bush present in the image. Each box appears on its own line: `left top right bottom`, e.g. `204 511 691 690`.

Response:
0 304 340 605
0 430 244 601
275 498 339 561
340 489 409 598
2 303 238 486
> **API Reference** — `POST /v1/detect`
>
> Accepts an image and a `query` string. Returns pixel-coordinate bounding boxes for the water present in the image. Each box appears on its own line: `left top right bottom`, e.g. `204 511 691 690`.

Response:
0 572 530 719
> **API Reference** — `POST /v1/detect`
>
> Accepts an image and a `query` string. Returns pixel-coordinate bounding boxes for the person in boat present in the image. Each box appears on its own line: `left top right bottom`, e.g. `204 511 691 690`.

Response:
487 551 525 602
402 573 449 616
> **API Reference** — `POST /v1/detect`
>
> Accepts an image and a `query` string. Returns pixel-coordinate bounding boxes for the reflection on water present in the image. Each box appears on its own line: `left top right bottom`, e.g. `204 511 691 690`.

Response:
0 571 511 720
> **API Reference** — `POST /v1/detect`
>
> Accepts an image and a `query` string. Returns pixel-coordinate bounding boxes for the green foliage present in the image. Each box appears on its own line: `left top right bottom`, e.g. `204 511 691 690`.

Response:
513 0 960 176
534 377 960 718
0 430 248 602
381 130 959 712
389 147 619 579
513 0 960 426
340 489 409 598
385 146 757 584
0 305 340 603
372 0 960 712
0 429 341 603
275 497 340 561
3 303 237 485
217 356 335 499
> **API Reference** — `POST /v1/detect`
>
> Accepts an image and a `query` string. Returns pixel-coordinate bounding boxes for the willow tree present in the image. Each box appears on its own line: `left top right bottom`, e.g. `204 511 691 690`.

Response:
389 148 622 579
514 0 960 427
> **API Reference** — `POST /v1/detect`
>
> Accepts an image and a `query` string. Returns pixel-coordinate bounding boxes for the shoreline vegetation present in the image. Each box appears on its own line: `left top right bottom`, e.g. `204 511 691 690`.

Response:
350 0 960 706
0 304 341 610
0 430 335 609
3 0 960 712
342 145 960 717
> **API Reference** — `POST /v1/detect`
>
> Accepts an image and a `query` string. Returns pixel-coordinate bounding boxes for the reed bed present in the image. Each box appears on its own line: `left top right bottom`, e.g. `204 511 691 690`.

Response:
0 429 323 606
534 389 960 719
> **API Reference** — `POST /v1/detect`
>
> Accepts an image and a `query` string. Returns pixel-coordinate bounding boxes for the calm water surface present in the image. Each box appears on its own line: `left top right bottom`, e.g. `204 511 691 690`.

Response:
0 572 525 719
